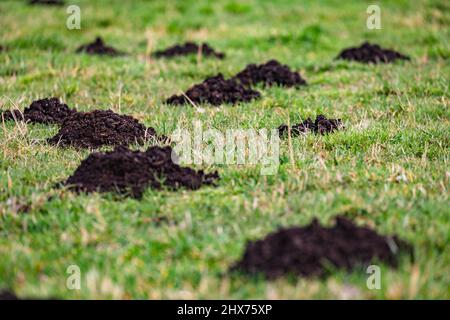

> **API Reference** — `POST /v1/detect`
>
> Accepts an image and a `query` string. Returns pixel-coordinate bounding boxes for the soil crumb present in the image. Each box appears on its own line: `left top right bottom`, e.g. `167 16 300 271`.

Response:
76 37 123 56
1 97 76 125
233 216 412 279
65 145 219 198
233 60 307 87
166 74 261 106
29 0 65 5
48 109 160 149
153 42 225 59
278 115 342 137
337 42 410 64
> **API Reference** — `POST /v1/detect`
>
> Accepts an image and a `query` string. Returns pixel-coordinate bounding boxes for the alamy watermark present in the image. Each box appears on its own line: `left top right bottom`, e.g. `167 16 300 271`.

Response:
66 264 81 290
66 5 81 30
366 265 381 290
171 121 280 175
366 5 381 29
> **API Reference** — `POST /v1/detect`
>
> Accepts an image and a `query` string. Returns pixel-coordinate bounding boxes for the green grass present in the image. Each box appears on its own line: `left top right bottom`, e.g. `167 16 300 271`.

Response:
0 0 449 299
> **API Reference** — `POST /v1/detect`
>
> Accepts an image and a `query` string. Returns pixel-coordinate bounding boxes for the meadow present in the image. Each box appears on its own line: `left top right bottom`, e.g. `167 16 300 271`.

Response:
0 0 449 299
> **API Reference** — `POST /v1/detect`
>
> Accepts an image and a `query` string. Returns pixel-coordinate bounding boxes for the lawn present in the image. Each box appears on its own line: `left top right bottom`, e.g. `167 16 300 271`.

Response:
0 0 449 299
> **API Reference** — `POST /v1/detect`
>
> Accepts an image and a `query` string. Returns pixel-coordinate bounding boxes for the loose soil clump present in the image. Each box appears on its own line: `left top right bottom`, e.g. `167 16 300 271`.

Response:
1 109 23 122
76 37 123 56
336 42 410 64
153 42 225 59
278 114 342 137
233 216 412 279
65 145 219 198
233 60 307 87
28 0 65 5
166 74 260 106
0 97 76 125
48 109 160 149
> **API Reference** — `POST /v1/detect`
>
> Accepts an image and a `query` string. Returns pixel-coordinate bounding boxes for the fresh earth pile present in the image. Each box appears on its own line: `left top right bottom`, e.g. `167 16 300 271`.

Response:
0 290 20 300
65 145 219 198
0 289 54 300
48 109 159 149
0 97 76 124
76 37 123 56
153 42 225 59
28 0 64 5
233 216 412 279
233 60 307 87
278 115 342 136
336 42 410 63
166 74 261 106
1 109 22 122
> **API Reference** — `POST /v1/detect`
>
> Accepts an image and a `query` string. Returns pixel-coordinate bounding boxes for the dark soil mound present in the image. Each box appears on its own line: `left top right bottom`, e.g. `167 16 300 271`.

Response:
278 115 342 136
153 42 225 59
337 42 410 64
0 97 76 125
1 109 23 122
65 145 219 198
48 109 160 149
29 0 65 5
166 74 260 106
0 290 19 300
233 60 307 87
76 37 123 56
233 216 412 279
23 98 76 124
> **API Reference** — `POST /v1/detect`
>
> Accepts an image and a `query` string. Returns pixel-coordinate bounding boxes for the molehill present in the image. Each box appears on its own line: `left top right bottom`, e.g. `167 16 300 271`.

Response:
278 115 342 137
166 74 261 106
48 109 161 149
336 42 410 64
76 37 123 56
0 97 76 125
65 145 219 198
233 60 307 87
233 216 412 279
153 42 225 59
